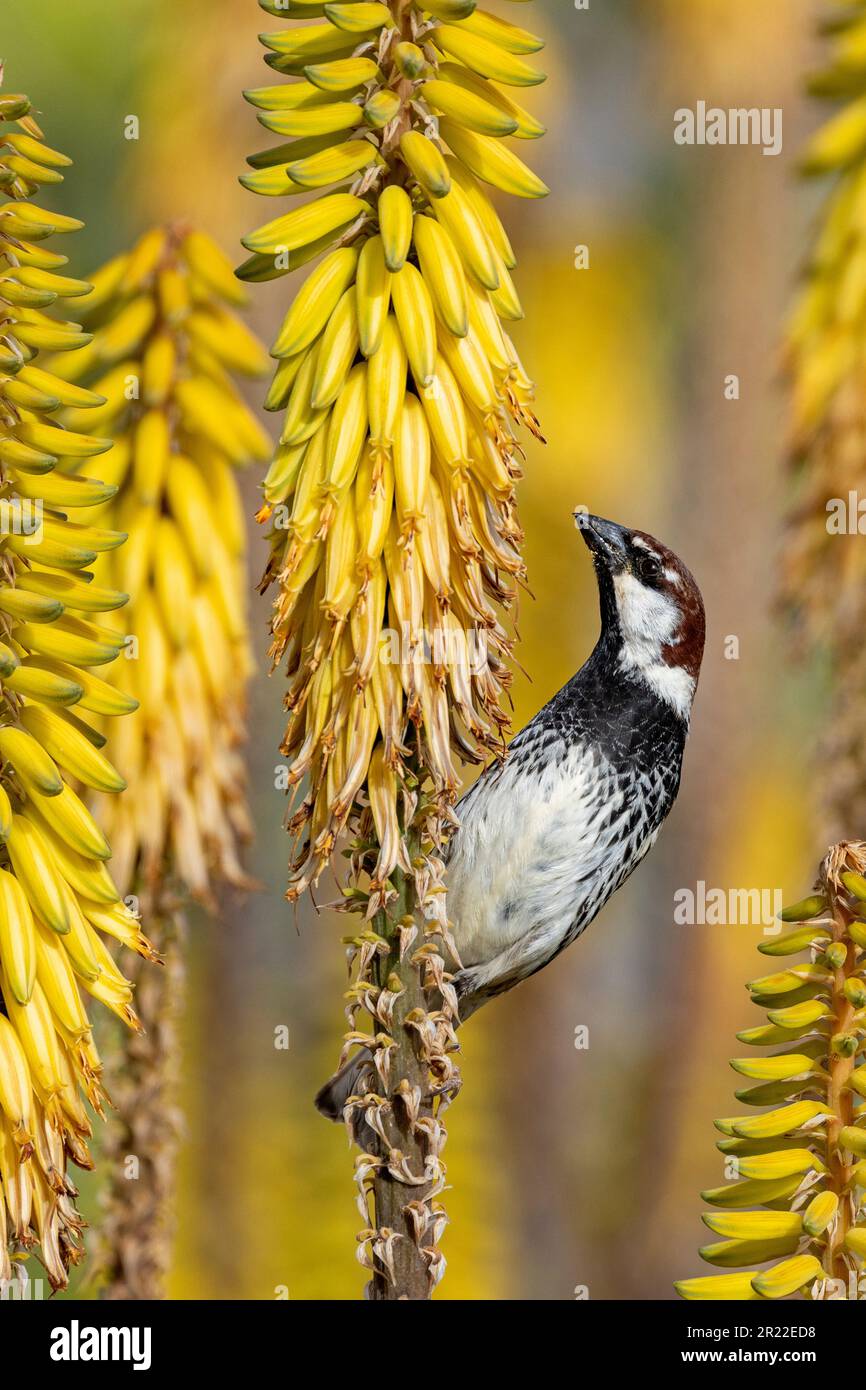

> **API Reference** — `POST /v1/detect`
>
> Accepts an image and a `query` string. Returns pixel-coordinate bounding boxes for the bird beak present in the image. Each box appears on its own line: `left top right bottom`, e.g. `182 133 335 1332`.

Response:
575 513 630 571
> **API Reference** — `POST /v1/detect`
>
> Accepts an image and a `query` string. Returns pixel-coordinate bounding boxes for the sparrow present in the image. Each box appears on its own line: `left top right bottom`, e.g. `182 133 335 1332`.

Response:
316 514 705 1118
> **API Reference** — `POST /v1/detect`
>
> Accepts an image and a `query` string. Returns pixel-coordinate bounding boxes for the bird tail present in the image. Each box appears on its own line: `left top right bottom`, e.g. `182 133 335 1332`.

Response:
314 1047 374 1121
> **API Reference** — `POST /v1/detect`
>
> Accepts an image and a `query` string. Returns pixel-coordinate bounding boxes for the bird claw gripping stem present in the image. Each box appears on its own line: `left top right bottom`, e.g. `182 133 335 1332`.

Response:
677 841 866 1302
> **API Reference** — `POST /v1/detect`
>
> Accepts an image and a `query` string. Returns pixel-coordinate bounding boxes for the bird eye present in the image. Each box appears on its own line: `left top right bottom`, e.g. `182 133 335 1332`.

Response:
636 553 662 584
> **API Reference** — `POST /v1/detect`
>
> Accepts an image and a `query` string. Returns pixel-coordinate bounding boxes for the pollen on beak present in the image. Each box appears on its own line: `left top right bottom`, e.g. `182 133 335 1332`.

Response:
575 512 630 570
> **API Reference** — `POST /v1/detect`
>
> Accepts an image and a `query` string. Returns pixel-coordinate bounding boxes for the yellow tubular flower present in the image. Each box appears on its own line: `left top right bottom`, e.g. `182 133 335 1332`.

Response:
50 225 271 908
0 80 148 1292
40 225 269 1299
242 0 546 904
241 1 546 1299
784 0 866 838
676 844 866 1303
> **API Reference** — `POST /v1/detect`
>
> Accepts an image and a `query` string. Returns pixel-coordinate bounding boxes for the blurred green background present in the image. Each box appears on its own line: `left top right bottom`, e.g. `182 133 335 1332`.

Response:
1 0 831 1299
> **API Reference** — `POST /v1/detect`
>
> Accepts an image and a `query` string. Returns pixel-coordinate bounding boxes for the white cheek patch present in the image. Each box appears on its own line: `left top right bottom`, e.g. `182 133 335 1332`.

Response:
612 571 695 720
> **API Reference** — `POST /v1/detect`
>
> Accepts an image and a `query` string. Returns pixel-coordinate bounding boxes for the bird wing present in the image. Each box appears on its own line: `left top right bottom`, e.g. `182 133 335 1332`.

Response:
445 724 620 966
444 708 681 1003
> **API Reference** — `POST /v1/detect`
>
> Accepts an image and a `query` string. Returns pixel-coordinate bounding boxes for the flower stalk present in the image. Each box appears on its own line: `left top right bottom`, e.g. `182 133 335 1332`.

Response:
95 912 184 1301
54 224 270 905
44 223 270 1296
364 836 443 1300
783 0 866 839
0 74 150 1291
676 842 866 1302
241 0 547 1296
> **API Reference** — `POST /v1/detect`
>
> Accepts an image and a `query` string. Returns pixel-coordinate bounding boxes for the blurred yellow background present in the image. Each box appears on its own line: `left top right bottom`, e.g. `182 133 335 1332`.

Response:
1 0 831 1299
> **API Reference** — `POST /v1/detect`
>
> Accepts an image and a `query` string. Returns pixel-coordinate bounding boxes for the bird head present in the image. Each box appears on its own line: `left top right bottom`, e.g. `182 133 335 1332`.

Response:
575 512 705 721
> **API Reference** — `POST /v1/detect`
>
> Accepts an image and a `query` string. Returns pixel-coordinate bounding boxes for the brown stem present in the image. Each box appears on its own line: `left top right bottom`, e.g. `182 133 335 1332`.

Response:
94 912 184 1300
382 0 417 160
361 1 449 1304
368 839 436 1301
